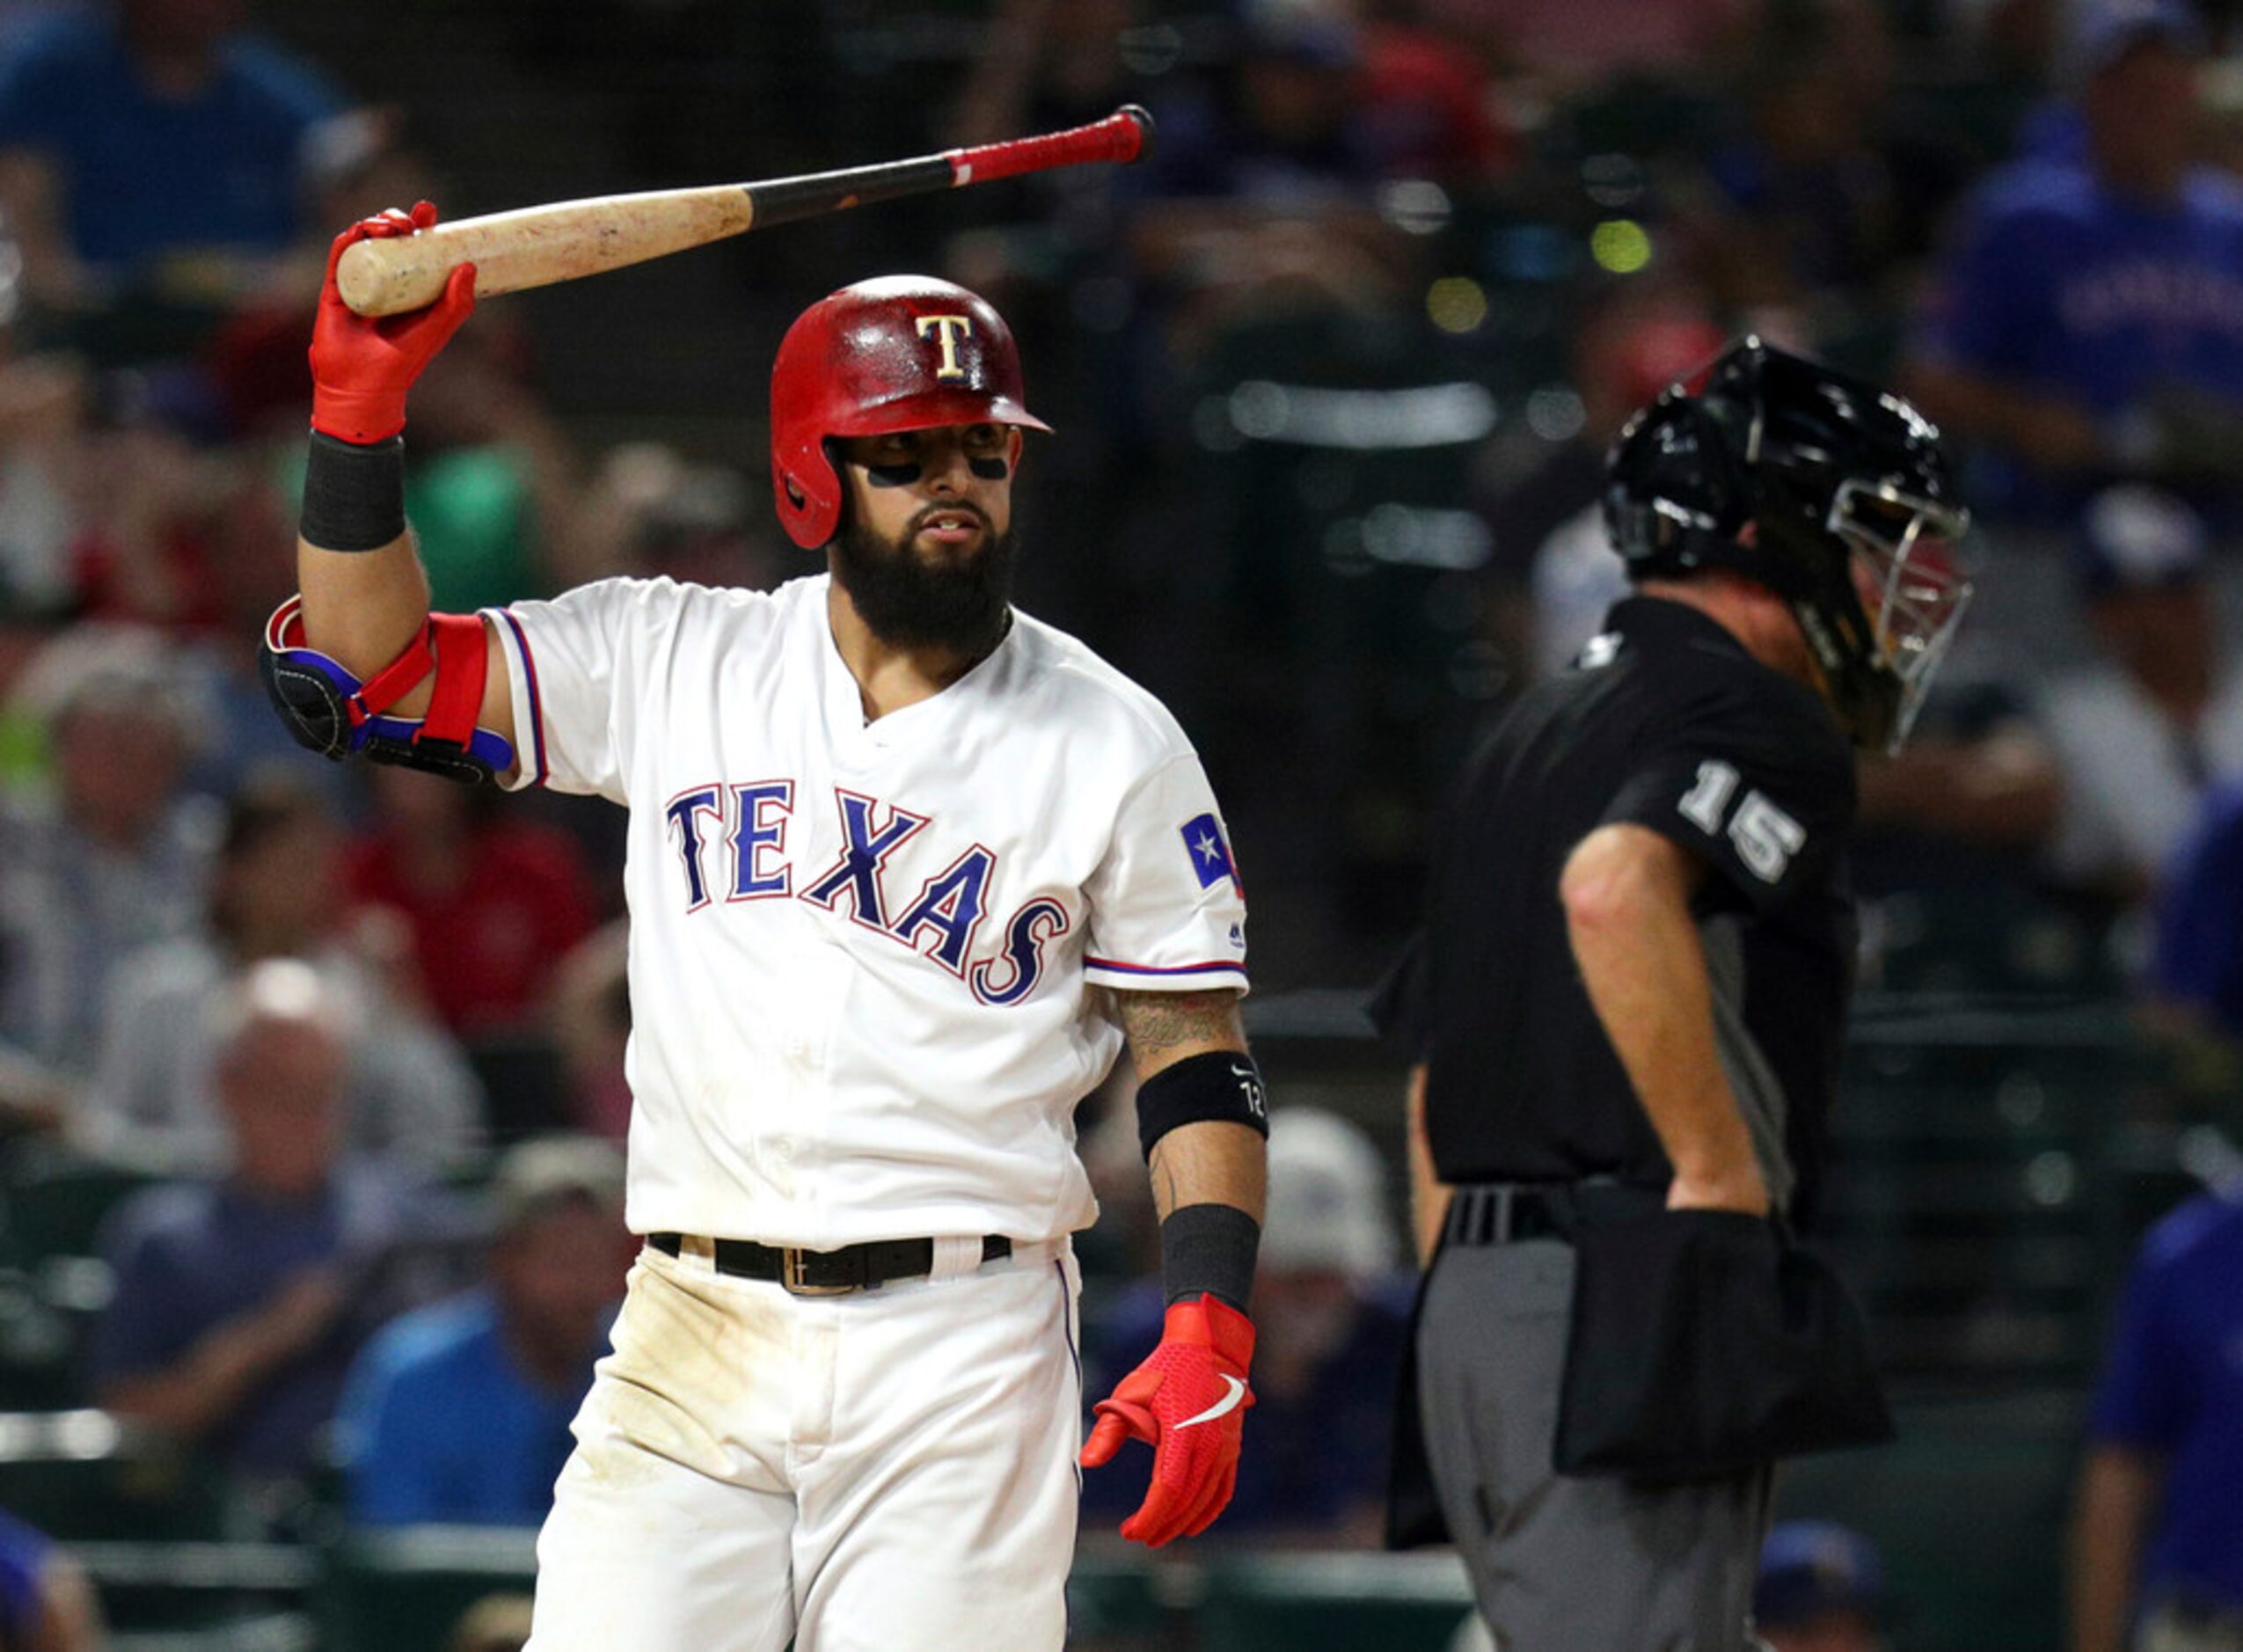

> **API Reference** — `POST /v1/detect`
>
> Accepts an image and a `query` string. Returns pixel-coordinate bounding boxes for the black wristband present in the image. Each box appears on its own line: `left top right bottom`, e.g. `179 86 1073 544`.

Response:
1160 1202 1260 1312
300 428 406 552
1135 1049 1270 1162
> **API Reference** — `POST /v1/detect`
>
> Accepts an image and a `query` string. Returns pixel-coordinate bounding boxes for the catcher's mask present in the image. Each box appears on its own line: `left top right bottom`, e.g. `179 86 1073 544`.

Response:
769 275 1050 551
1604 337 1973 753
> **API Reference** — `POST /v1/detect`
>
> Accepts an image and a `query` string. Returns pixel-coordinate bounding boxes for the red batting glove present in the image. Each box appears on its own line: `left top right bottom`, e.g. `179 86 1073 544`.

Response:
310 200 477 443
1079 1293 1256 1546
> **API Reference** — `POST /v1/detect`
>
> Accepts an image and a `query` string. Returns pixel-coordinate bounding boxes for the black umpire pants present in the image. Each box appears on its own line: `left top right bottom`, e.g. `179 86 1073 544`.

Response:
1417 1184 1774 1652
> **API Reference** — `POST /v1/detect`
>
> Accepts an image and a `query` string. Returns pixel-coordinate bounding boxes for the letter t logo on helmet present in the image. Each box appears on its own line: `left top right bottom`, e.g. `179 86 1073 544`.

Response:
914 314 975 380
769 276 1050 550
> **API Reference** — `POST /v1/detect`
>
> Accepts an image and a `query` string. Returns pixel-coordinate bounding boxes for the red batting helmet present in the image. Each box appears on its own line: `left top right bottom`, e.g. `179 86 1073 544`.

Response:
769 275 1051 550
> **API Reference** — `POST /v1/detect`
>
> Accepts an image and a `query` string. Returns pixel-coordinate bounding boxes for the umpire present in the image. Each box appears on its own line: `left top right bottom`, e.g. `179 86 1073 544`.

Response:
1376 340 1972 1648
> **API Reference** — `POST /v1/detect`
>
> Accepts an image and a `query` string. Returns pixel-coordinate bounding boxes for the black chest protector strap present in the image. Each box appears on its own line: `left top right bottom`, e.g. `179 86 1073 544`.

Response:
258 595 517 785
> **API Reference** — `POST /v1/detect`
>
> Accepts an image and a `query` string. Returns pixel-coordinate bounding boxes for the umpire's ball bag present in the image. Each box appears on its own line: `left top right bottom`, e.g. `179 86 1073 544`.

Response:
1553 1210 1894 1484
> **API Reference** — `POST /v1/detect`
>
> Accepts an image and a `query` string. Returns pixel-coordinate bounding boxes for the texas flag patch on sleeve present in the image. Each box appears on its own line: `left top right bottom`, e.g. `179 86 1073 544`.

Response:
1180 813 1240 892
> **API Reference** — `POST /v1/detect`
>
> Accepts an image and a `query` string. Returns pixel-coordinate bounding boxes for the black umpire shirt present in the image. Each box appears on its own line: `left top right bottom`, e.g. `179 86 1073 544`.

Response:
1377 595 1859 1224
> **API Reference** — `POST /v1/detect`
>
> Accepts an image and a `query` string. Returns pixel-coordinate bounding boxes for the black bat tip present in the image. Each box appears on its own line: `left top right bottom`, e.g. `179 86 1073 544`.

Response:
1118 104 1158 164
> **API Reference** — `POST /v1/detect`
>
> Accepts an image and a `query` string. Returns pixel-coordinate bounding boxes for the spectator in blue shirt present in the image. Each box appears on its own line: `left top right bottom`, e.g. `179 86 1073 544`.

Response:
0 1507 100 1652
1755 1520 1887 1652
91 959 470 1488
0 0 350 334
338 1136 631 1529
2151 782 2243 1042
2071 1189 2243 1652
1906 2 2243 522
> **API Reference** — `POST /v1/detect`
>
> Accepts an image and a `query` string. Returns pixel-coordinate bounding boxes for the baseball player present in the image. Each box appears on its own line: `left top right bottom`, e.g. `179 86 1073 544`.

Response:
266 203 1271 1649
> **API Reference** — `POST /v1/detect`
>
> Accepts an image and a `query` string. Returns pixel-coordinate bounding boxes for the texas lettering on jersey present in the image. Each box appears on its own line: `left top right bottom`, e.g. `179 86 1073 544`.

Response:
662 778 1069 1006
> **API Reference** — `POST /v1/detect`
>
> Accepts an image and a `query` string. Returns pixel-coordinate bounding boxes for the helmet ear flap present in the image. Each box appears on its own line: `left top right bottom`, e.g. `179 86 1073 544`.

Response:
771 434 849 549
818 438 853 537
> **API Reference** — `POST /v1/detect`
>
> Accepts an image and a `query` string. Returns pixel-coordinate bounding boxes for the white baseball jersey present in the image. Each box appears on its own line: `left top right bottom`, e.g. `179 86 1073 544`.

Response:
484 572 1249 1247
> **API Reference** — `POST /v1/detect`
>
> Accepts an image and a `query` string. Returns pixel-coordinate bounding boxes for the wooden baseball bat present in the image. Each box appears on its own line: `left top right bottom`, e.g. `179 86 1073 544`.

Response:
336 106 1154 318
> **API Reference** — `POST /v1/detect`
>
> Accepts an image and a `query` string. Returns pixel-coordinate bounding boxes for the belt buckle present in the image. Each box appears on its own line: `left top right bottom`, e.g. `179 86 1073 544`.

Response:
779 1246 856 1297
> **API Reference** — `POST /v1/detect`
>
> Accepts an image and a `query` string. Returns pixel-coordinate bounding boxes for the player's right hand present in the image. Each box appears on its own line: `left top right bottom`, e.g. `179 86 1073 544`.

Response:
310 201 476 444
1079 1293 1256 1546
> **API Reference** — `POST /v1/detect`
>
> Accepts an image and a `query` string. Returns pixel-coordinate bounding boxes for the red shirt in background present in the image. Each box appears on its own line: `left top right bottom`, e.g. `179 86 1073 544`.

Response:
343 818 598 1039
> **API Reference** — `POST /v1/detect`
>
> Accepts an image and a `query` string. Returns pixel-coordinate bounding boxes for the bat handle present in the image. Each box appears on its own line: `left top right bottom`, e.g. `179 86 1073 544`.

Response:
947 105 1155 186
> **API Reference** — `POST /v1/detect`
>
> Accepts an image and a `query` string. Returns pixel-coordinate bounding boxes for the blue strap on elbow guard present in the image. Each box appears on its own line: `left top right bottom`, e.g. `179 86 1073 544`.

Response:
258 595 515 786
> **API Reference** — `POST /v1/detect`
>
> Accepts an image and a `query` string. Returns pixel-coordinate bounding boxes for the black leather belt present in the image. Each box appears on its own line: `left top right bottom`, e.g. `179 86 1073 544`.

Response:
1444 1181 1667 1247
647 1232 1011 1296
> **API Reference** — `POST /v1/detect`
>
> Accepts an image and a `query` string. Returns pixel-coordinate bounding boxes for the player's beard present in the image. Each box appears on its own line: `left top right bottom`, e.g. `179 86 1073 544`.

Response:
829 505 1018 659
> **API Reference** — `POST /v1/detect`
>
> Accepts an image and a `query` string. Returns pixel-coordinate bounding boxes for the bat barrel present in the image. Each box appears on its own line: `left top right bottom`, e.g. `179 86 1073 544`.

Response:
337 186 760 317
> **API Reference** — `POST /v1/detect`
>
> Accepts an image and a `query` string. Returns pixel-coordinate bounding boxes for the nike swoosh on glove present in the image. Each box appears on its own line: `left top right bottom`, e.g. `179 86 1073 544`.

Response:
1079 1292 1256 1546
310 201 477 443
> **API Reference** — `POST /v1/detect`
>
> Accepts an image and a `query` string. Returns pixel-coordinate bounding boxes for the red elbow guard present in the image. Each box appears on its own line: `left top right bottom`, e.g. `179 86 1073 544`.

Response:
258 595 515 785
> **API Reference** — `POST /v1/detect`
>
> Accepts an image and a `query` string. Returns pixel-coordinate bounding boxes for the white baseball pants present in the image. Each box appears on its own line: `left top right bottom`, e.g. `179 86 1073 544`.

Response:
525 1237 1083 1652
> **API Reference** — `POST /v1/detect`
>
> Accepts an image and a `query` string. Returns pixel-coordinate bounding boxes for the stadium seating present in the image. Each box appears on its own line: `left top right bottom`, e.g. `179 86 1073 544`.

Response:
1777 1392 2082 1652
319 1525 537 1652
0 1139 159 1265
0 1144 153 1409
1195 1553 1475 1651
0 1410 234 1544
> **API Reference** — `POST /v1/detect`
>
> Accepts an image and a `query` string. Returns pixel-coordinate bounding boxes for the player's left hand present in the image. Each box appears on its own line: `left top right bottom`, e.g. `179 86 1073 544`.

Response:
1079 1292 1255 1546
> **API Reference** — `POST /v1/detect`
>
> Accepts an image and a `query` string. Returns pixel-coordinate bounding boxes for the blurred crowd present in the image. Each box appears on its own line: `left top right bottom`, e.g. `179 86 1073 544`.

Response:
0 0 2230 996
0 0 2236 1646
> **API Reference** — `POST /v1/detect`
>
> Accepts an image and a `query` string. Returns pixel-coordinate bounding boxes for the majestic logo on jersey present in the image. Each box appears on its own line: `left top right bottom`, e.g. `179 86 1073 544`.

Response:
915 314 975 381
1180 812 1238 892
665 781 1065 1005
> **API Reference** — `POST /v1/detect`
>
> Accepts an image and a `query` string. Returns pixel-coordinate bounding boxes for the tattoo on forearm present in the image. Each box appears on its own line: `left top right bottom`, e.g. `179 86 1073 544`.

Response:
1116 990 1240 1061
